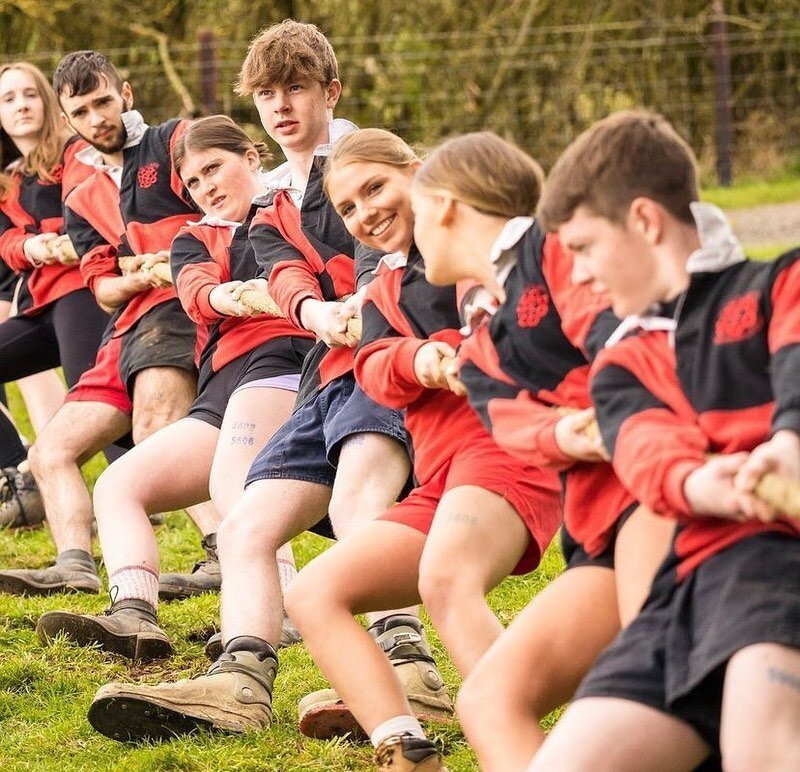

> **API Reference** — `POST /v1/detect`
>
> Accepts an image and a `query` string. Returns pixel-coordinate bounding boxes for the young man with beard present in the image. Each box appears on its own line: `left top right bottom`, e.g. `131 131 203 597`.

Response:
0 52 222 609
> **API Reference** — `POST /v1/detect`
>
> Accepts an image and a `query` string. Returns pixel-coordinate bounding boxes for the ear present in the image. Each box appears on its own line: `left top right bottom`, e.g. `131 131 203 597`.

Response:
121 82 134 110
628 197 664 245
438 196 458 228
60 112 70 129
245 147 260 171
325 79 342 109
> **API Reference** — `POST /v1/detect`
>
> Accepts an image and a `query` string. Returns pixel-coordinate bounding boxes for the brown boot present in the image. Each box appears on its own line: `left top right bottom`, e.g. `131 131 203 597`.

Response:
87 637 278 743
0 465 44 528
204 613 302 661
298 615 453 739
0 550 100 596
158 533 221 600
36 598 172 661
374 734 449 772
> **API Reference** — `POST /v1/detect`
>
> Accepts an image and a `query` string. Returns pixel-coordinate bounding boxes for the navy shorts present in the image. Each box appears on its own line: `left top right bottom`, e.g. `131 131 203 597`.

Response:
246 371 407 489
189 336 313 429
576 531 800 750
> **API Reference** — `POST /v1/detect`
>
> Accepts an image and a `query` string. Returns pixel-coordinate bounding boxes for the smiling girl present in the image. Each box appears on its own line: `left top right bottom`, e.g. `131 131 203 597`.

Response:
36 116 314 665
284 128 562 771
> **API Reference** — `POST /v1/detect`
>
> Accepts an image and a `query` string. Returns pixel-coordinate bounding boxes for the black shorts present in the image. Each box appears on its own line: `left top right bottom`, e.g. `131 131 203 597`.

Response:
188 336 314 429
118 299 197 395
561 501 638 570
0 262 16 303
576 532 800 749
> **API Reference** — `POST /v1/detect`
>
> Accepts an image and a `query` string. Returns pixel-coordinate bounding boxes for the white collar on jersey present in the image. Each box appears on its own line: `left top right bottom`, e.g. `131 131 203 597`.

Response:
372 250 408 274
120 110 149 149
193 214 242 230
604 313 677 348
686 202 746 274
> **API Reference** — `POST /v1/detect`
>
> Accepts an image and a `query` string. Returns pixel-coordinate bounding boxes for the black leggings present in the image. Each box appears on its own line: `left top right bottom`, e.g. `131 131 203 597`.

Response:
0 408 25 468
0 289 109 388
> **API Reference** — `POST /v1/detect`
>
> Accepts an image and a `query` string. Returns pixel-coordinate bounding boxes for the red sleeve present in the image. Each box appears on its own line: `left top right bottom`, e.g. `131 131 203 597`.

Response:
485 389 573 469
80 243 119 294
591 337 707 521
249 208 324 327
0 182 34 271
541 233 620 360
768 252 800 436
171 231 225 325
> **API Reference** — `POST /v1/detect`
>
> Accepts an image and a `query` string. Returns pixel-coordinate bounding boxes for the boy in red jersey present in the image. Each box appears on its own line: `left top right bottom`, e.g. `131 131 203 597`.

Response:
529 110 800 771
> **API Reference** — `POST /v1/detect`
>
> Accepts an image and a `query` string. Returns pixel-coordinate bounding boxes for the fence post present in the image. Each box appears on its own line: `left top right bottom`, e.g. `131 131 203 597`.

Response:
197 28 218 116
710 0 733 186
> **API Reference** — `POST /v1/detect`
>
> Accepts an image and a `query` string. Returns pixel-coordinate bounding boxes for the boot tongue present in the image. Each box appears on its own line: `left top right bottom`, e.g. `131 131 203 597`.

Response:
109 597 158 624
225 635 277 662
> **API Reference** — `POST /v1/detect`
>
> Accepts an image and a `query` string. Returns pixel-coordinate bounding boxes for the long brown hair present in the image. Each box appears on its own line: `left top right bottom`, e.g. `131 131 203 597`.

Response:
172 114 271 177
0 62 70 201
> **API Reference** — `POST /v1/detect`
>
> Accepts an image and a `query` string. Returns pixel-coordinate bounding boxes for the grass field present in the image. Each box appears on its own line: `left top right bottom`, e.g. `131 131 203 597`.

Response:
0 236 793 770
0 383 567 771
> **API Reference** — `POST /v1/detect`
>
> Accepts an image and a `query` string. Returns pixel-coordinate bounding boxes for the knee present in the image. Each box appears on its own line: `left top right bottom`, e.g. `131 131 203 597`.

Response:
28 432 71 474
455 675 488 738
417 564 461 622
131 409 170 445
217 506 277 561
283 572 319 629
91 465 121 514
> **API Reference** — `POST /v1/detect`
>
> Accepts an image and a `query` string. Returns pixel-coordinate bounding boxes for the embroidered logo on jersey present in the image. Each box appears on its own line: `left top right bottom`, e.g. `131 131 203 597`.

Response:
137 162 159 190
38 164 63 186
517 284 550 328
713 290 763 344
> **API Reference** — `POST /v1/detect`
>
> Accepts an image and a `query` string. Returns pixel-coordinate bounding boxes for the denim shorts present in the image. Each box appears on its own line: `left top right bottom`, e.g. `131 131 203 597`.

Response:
245 371 407 489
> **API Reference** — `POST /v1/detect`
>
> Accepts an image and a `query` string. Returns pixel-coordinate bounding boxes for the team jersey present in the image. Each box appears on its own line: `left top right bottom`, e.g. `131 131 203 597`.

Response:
591 204 800 580
0 138 89 315
106 113 200 338
171 206 314 374
457 219 632 556
355 245 557 503
249 152 381 404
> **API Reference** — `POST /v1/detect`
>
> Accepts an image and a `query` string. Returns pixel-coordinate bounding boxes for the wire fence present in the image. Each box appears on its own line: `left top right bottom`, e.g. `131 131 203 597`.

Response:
4 13 799 183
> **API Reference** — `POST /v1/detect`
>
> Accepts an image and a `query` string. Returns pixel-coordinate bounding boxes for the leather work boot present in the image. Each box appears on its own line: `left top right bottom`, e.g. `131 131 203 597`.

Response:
36 598 172 660
374 734 449 772
87 637 278 743
204 613 302 661
158 533 221 600
0 550 100 596
298 615 453 739
0 465 45 528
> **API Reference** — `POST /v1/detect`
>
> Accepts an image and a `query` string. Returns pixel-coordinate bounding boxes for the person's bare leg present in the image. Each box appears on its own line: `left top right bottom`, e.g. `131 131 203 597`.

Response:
418 485 528 676
528 697 709 772
218 478 331 646
93 417 218 576
614 505 674 625
457 565 618 771
16 370 66 436
721 643 800 772
131 365 221 536
28 400 130 553
286 520 427 733
328 432 414 625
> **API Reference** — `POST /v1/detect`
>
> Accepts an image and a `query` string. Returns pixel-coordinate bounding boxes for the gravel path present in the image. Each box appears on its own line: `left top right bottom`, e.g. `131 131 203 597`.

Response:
725 200 800 247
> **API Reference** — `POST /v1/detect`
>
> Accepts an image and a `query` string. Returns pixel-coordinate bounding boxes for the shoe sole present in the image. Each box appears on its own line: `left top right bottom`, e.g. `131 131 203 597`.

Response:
0 575 99 596
88 695 214 743
158 584 220 601
36 612 172 661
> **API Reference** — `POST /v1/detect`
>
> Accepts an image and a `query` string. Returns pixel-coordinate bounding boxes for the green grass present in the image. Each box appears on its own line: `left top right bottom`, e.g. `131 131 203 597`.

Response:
703 174 800 210
0 382 565 770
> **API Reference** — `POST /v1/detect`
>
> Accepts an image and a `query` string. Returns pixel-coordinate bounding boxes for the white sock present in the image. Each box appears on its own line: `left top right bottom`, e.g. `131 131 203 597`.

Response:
277 556 297 592
370 715 425 748
109 564 159 608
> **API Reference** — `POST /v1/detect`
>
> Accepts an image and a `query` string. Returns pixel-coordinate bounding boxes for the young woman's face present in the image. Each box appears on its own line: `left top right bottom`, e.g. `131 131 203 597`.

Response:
409 185 461 285
0 68 44 145
328 160 416 254
179 147 260 222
